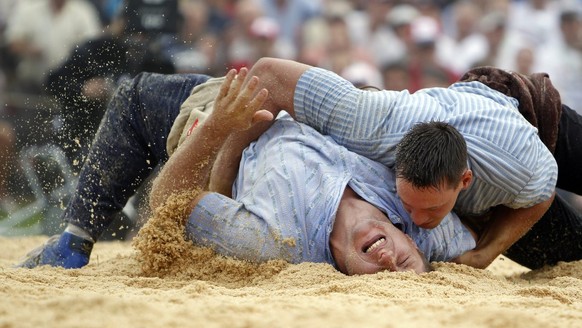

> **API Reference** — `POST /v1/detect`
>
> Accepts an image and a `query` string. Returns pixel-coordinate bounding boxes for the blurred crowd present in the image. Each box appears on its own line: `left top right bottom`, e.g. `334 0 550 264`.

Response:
0 0 581 219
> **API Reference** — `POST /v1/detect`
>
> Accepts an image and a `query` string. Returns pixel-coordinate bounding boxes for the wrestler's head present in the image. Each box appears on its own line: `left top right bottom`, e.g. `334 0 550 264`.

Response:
330 188 432 275
395 121 472 229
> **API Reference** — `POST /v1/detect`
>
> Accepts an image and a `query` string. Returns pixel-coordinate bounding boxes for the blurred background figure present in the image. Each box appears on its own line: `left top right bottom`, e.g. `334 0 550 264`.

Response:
533 8 582 115
227 13 295 69
0 120 17 214
514 47 536 74
87 0 125 25
259 0 322 56
507 0 562 48
383 3 421 67
249 16 295 62
436 0 488 76
224 0 265 70
475 10 531 71
0 0 18 84
159 0 221 75
344 0 400 69
320 12 361 73
381 60 410 91
3 0 102 93
407 15 458 92
341 60 384 89
46 0 181 172
299 1 378 78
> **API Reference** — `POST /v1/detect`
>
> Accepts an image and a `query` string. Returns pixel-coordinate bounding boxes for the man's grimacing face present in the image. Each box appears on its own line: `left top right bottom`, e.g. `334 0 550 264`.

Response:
330 190 431 275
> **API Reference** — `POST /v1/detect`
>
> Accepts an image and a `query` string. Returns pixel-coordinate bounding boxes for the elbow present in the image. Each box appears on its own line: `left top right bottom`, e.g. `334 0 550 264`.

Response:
538 191 555 211
252 57 277 80
541 191 555 214
254 56 278 68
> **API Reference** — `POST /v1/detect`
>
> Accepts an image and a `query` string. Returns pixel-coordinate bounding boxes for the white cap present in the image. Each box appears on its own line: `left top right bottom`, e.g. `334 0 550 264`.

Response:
250 16 280 39
387 4 420 27
411 16 440 44
341 61 384 89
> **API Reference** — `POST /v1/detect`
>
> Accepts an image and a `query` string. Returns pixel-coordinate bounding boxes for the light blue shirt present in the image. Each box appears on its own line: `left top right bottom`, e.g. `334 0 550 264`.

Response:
187 117 475 267
294 68 558 216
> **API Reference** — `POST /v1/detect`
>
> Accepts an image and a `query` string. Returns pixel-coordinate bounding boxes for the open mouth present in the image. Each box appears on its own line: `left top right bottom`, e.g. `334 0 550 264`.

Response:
363 236 386 254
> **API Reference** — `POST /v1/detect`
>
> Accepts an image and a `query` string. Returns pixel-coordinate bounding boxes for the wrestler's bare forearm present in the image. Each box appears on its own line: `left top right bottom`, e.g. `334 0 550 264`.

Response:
149 68 268 210
207 58 311 195
454 193 554 268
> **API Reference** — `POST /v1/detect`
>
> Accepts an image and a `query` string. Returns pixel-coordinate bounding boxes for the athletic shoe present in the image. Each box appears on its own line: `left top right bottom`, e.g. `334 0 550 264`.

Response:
15 232 93 269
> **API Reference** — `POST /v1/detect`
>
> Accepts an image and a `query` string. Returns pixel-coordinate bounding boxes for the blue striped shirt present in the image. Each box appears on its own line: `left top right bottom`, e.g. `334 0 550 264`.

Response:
187 117 475 266
294 68 558 216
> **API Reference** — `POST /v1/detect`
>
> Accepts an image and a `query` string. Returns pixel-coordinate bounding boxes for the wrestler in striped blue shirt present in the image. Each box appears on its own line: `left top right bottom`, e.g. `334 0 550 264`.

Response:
246 57 564 270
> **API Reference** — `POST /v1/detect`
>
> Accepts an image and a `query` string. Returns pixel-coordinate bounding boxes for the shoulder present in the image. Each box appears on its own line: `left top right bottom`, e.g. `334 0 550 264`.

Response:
448 81 519 107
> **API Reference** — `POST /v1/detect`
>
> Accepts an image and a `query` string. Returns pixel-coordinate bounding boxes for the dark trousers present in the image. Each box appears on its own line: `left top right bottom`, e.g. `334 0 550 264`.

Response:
505 105 582 269
63 72 210 240
554 105 582 194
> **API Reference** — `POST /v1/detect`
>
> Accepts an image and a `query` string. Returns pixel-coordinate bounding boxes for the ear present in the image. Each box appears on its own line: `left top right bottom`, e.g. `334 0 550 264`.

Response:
461 169 473 190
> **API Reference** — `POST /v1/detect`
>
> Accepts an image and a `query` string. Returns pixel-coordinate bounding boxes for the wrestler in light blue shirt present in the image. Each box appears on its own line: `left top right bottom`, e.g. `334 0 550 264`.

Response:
293 68 558 217
186 116 475 267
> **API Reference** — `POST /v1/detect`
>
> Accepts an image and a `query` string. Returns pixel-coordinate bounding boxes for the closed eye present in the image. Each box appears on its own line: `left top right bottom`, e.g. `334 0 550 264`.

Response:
398 255 409 267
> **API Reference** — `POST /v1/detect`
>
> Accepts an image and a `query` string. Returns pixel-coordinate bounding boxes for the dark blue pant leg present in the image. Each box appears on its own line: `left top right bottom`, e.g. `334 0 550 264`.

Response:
554 104 582 195
504 193 582 269
505 104 582 269
64 72 211 241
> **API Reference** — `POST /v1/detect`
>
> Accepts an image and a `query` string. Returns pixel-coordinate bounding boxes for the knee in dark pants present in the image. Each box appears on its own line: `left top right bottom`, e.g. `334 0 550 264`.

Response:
504 194 582 269
554 104 582 195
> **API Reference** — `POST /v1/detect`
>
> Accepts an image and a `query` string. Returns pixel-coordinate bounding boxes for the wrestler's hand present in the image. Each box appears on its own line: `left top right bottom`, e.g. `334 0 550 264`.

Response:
453 197 553 270
451 224 499 269
450 219 493 269
451 249 496 269
210 67 271 133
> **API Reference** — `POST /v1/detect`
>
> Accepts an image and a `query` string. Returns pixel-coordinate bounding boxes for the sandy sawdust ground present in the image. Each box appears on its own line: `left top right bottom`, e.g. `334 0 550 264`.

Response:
1 234 581 328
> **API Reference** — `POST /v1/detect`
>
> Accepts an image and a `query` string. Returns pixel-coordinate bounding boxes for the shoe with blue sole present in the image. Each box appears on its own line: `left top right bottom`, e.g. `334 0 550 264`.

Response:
15 231 93 269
